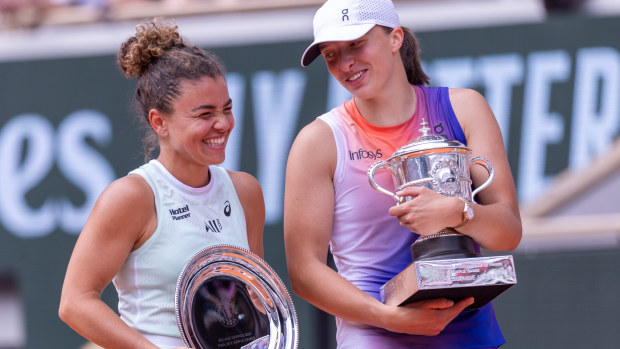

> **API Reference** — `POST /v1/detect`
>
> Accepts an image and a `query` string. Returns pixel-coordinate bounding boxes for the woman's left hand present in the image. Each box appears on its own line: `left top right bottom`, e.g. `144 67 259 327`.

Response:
388 186 462 236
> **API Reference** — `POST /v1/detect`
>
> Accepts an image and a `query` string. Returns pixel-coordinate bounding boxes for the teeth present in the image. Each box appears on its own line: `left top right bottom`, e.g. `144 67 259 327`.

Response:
203 137 225 146
348 71 363 81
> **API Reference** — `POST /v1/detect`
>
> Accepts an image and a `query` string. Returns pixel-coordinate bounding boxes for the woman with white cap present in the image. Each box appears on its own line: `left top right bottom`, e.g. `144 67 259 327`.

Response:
284 0 521 347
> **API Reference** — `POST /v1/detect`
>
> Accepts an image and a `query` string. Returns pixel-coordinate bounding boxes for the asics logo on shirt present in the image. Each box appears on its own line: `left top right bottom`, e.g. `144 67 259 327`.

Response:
349 148 383 161
224 200 231 217
170 205 190 220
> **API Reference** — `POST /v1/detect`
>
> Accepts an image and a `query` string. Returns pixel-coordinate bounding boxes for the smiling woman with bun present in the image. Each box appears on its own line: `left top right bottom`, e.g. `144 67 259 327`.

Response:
59 18 265 349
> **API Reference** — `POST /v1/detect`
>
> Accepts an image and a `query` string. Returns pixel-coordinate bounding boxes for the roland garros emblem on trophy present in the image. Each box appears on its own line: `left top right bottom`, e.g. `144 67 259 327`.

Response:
368 119 516 309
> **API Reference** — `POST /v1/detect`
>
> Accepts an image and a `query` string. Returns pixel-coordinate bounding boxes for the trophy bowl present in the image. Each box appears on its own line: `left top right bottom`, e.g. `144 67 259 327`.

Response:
175 245 298 349
367 119 494 206
368 119 516 309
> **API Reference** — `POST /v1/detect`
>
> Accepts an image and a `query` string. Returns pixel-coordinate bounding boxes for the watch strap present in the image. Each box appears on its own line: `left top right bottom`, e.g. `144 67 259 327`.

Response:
452 198 471 229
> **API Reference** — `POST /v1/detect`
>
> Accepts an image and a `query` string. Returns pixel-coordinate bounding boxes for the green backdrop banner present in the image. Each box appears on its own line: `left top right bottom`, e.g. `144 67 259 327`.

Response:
0 12 618 349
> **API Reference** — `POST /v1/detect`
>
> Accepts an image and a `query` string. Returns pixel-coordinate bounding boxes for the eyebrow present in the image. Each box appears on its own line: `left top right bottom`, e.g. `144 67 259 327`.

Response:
319 34 368 51
191 98 233 112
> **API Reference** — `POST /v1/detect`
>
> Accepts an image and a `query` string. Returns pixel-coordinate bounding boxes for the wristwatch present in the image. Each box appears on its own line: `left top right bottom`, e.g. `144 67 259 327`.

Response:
453 198 474 229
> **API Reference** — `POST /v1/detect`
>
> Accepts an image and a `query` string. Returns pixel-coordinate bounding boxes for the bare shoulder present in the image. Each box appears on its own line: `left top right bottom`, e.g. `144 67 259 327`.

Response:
288 119 336 173
79 173 155 253
90 174 155 235
448 87 484 100
448 87 498 136
295 118 334 144
226 169 265 219
448 88 489 113
227 170 262 196
101 174 153 208
226 169 265 256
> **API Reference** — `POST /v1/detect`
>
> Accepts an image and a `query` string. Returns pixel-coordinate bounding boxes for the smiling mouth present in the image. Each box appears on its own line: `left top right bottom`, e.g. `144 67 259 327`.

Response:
347 71 364 82
203 136 226 146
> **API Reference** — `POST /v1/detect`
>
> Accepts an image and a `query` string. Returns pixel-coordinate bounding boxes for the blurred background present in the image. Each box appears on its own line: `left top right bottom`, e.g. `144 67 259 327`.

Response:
0 0 619 348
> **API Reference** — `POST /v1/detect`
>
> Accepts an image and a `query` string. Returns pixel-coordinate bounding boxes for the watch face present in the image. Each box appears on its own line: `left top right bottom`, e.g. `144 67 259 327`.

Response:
466 204 474 219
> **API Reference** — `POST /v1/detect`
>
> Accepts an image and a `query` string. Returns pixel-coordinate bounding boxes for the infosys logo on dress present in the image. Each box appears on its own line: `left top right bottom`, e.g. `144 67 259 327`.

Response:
349 148 383 161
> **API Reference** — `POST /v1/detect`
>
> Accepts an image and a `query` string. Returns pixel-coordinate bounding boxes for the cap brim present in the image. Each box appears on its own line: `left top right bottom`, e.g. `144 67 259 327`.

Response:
301 44 321 67
300 23 376 67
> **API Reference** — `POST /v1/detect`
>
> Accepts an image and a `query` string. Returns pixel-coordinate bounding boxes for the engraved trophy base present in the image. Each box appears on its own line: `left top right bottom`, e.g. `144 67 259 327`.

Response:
381 231 517 310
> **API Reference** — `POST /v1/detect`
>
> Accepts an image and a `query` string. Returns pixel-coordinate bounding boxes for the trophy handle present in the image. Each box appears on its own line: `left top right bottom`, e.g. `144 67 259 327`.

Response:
468 156 494 203
368 161 399 202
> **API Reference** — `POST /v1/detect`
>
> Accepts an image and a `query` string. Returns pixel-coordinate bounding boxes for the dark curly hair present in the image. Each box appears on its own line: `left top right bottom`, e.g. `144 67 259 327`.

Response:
118 18 227 160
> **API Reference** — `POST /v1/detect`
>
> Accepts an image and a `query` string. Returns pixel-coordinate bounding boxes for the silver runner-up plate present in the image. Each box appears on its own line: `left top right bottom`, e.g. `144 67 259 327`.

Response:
175 245 298 349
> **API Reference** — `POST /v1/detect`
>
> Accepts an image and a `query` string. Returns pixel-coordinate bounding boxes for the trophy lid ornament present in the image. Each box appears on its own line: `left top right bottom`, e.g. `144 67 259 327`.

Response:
390 118 469 160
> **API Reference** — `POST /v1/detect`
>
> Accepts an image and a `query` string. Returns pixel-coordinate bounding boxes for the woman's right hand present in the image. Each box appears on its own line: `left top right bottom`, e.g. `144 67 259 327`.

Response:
389 186 463 236
379 297 474 336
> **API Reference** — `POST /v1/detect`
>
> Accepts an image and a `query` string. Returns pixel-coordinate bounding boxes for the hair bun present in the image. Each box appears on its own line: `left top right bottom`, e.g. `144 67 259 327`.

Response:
118 18 184 78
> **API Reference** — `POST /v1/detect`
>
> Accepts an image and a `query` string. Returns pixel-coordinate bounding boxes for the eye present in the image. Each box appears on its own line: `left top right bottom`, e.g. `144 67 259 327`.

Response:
350 39 364 48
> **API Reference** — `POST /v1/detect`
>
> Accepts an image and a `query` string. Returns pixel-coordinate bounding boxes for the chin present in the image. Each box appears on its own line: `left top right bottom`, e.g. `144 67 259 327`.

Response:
211 155 226 166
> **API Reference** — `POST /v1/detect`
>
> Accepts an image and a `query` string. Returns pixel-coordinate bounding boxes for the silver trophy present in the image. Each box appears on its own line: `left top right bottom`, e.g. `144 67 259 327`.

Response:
175 245 298 349
368 119 516 309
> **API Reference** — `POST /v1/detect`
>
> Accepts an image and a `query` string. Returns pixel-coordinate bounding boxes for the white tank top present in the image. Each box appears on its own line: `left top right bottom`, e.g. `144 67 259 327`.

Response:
113 160 249 338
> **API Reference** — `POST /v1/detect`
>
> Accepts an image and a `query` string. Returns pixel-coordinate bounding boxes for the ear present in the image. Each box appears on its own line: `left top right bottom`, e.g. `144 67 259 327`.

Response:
390 27 404 54
149 109 167 136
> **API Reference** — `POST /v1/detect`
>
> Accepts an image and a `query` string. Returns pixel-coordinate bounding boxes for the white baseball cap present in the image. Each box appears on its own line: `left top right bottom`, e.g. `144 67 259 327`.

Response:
301 0 400 67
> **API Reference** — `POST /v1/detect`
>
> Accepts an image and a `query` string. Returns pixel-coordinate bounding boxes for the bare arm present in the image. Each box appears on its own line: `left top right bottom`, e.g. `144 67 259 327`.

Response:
389 88 521 251
59 175 161 348
229 170 265 258
284 120 472 335
451 88 521 250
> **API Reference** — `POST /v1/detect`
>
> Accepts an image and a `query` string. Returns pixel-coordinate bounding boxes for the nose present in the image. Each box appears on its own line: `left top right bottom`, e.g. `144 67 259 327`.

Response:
213 114 233 133
339 51 355 71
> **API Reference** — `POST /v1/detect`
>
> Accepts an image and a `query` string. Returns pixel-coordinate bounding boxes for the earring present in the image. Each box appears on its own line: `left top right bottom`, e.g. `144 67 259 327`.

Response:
160 130 167 136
